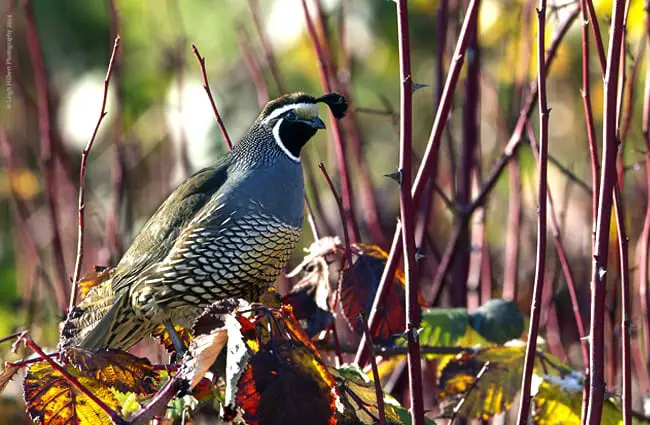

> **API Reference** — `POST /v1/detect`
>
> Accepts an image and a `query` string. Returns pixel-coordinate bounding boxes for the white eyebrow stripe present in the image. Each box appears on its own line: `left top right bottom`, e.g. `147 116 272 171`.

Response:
272 118 300 163
262 102 319 124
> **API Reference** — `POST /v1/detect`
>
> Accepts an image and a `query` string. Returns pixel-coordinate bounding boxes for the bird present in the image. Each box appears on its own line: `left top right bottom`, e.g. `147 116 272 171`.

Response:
60 92 347 351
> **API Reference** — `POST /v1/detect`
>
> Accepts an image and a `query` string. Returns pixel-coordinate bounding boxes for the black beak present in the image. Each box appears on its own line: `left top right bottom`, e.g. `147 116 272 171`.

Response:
308 116 326 130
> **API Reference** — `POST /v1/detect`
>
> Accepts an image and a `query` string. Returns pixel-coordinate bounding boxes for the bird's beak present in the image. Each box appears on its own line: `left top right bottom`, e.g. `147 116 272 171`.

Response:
308 116 326 130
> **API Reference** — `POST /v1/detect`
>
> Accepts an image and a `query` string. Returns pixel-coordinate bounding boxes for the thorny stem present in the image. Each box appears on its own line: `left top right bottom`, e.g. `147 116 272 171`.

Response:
356 0 482 366
301 0 360 244
613 186 632 425
586 0 627 423
70 37 121 313
525 124 588 366
191 44 233 151
360 314 387 425
357 3 579 366
515 1 549 423
395 1 424 424
24 0 70 309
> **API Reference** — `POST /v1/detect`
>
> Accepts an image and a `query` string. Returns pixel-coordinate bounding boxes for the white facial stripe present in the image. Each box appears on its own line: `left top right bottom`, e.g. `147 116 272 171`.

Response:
272 118 300 163
262 102 319 124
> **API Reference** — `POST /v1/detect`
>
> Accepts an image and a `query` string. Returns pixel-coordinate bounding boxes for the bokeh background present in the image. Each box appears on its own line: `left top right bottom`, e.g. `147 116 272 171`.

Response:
1 0 650 420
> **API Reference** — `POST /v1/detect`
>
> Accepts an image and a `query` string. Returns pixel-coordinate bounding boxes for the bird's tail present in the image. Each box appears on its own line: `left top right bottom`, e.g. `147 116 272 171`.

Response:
60 280 152 351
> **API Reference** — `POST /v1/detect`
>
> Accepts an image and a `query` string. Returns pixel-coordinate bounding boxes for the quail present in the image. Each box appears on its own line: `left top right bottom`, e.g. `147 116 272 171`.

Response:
61 92 347 351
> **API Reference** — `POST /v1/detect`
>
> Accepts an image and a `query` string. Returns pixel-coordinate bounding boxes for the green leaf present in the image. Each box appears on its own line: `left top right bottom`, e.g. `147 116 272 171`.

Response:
419 307 469 347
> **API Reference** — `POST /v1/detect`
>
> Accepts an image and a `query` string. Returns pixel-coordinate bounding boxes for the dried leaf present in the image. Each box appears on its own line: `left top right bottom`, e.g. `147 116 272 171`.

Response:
236 343 335 425
340 244 410 342
183 326 228 390
24 361 120 425
224 314 252 407
0 362 20 394
78 266 111 302
64 347 161 395
283 256 334 336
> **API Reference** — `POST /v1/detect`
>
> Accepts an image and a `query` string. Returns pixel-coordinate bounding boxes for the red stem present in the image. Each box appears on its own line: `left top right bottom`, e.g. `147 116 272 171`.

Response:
191 44 233 151
318 162 355 285
247 0 287 93
638 0 650 378
613 186 632 425
301 0 360 244
24 0 69 309
236 25 270 107
515 1 549 423
586 1 627 423
526 123 588 364
360 314 387 425
395 2 424 424
70 37 120 312
356 3 579 366
106 0 126 261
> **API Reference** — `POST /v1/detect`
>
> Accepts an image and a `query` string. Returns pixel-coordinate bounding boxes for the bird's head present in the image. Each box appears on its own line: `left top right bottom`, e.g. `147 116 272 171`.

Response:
257 92 347 162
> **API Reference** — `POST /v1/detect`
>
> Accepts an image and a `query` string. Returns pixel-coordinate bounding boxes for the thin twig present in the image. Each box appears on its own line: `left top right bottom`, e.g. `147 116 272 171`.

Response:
449 361 490 425
247 0 287 93
191 44 233 150
301 0 360 244
356 0 482 366
106 0 127 261
360 314 387 425
515 0 549 423
318 162 355 278
236 25 270 106
613 185 632 425
586 0 627 423
395 1 424 424
70 37 120 312
24 0 69 309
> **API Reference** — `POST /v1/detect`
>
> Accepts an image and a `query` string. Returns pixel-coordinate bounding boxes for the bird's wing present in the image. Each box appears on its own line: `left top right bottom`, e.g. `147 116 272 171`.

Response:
112 158 231 294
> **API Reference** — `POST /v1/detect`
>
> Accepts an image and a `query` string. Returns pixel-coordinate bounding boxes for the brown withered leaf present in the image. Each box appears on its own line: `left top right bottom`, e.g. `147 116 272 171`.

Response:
236 342 336 425
0 362 20 394
152 324 193 354
339 244 412 342
64 347 161 395
182 326 228 390
78 266 112 302
24 361 120 425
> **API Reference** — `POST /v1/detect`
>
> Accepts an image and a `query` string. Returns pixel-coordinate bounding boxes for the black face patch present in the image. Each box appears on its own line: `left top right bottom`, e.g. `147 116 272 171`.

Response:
277 119 319 158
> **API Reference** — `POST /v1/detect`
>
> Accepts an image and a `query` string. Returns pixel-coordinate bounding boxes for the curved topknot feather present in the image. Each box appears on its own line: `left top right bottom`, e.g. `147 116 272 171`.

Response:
315 93 347 119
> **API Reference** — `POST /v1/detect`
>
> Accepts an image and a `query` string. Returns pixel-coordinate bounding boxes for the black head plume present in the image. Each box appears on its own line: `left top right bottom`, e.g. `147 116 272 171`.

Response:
315 93 347 119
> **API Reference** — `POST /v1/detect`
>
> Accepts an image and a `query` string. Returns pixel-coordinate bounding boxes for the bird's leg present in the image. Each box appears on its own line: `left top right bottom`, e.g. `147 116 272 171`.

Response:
163 319 187 356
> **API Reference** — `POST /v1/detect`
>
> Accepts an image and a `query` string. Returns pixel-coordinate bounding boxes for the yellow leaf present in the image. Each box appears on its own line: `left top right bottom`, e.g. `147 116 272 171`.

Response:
24 361 120 425
534 379 628 425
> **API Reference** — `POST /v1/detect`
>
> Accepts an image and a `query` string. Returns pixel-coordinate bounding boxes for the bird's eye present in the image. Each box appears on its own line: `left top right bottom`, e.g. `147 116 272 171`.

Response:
285 111 298 120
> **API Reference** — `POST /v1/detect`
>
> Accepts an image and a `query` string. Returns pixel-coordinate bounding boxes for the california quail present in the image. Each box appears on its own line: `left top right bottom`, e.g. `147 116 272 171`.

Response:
61 92 347 351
